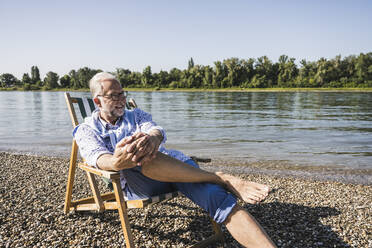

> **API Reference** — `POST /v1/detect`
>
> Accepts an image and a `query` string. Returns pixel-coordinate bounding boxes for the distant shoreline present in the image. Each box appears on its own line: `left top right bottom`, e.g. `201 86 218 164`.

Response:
1 87 372 92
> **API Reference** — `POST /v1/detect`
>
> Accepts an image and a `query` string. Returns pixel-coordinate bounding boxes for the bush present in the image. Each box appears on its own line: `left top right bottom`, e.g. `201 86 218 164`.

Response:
344 82 357 88
42 86 51 91
30 85 41 90
169 81 178 88
169 81 188 88
36 80 43 88
328 81 343 88
23 83 31 90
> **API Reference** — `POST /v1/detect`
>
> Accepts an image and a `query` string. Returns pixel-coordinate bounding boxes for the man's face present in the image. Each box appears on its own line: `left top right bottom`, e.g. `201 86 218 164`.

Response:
95 79 126 121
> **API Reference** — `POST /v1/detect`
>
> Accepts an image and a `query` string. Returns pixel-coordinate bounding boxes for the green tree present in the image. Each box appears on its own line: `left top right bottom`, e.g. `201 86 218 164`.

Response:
22 73 32 85
116 68 132 87
342 55 357 81
69 70 79 89
314 58 339 87
223 58 241 87
252 56 277 88
188 57 194 70
296 59 317 87
241 58 255 86
203 66 213 88
212 61 227 88
31 66 40 84
277 55 298 87
155 70 170 88
0 73 18 87
355 52 372 84
44 71 59 89
169 68 182 83
77 67 100 88
129 72 142 86
60 75 71 88
141 66 153 87
186 65 204 88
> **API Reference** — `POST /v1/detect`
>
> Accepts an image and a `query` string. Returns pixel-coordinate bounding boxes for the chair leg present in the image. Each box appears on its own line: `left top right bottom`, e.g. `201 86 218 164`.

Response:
210 218 224 243
64 140 78 214
190 218 224 248
86 171 104 212
112 178 135 248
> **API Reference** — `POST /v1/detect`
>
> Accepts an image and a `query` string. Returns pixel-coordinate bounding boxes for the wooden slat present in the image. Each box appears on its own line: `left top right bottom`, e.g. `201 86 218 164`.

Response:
112 178 135 247
105 200 146 210
76 98 88 119
86 171 104 212
70 203 100 212
64 139 79 214
78 163 120 179
64 92 79 128
126 199 146 209
70 192 115 206
87 98 96 112
70 200 148 211
102 201 119 210
71 200 145 211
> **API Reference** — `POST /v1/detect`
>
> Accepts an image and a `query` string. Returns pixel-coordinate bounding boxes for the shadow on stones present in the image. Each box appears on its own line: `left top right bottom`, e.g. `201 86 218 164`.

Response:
66 201 350 247
139 202 350 247
244 202 350 248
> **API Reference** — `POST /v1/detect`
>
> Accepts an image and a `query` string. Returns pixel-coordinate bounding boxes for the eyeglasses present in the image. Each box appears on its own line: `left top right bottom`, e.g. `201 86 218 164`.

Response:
97 91 128 101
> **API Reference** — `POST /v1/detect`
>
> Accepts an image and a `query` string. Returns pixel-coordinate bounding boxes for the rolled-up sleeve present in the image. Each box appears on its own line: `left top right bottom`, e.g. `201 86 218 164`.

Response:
73 124 113 167
134 108 167 145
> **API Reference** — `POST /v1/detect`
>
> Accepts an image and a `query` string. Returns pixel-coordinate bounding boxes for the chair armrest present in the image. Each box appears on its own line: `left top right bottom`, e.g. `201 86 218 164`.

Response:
78 162 120 180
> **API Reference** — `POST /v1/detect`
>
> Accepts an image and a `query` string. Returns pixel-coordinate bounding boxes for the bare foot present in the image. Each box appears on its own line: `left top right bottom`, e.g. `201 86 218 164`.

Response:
216 172 270 204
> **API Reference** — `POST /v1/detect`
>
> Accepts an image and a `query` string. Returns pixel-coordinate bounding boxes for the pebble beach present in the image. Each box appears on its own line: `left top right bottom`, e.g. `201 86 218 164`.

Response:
0 152 371 247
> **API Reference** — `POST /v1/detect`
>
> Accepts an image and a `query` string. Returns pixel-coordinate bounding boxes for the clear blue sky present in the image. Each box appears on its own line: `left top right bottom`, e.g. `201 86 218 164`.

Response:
1 0 371 79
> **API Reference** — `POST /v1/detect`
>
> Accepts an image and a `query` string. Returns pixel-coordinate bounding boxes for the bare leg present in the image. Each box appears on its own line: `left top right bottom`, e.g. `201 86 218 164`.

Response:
224 205 277 248
141 152 270 203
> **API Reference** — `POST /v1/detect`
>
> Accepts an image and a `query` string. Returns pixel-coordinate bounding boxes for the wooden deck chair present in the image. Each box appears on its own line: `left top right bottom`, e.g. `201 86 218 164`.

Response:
63 92 223 247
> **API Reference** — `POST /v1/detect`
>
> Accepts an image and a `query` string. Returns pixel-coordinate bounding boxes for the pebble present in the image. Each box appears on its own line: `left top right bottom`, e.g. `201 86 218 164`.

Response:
0 152 370 247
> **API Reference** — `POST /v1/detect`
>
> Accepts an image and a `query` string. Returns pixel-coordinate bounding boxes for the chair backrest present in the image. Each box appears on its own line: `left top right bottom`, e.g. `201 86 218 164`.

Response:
65 94 95 128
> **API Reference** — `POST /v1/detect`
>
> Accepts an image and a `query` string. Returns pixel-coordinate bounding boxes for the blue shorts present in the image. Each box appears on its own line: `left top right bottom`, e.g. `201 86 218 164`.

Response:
121 159 237 224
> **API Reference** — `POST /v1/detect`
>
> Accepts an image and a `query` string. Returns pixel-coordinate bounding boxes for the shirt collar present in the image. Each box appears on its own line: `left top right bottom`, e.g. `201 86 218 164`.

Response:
98 111 124 129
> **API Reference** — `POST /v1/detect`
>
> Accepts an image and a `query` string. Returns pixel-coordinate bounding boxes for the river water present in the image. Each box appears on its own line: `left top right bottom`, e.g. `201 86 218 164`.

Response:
0 91 371 175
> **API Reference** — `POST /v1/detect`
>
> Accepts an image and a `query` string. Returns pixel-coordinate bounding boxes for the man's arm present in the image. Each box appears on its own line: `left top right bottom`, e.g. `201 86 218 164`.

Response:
96 135 139 171
124 130 163 166
96 108 165 170
96 131 162 170
129 108 165 165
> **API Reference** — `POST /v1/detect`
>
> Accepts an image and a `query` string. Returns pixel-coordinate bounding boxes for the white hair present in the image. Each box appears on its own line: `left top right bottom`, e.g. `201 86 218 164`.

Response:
89 72 119 97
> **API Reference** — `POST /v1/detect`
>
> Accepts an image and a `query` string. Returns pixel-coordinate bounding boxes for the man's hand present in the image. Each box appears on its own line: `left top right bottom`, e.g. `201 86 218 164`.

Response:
123 131 162 166
98 131 162 171
98 136 137 171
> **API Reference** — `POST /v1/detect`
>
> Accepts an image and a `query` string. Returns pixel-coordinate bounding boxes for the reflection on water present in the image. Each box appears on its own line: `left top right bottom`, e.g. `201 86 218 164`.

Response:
0 91 371 170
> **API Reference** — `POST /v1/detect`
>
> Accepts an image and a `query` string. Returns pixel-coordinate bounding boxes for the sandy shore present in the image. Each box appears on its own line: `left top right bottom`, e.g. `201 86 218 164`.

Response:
0 152 370 247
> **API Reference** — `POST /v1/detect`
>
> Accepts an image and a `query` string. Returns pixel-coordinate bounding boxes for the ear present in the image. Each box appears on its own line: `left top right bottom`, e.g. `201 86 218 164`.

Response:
93 97 102 107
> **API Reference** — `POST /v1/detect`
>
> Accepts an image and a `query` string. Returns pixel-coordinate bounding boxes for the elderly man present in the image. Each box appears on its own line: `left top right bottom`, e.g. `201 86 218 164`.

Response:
73 72 276 247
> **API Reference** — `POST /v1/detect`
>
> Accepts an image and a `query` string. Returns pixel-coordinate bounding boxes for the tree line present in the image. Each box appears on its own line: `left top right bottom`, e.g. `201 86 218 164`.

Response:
1 53 371 90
